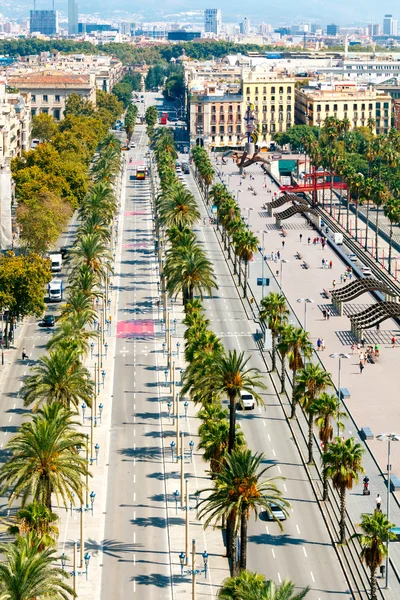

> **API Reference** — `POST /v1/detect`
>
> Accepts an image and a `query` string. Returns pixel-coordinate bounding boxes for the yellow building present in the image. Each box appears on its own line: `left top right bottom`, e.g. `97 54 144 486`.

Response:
241 66 295 145
295 83 392 134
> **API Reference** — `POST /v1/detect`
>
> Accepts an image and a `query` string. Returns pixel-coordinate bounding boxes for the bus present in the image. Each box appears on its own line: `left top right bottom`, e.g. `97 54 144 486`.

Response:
132 161 146 180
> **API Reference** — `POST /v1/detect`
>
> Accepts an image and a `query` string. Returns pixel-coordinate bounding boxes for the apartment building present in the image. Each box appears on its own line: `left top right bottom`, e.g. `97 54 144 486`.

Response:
189 82 243 149
242 66 295 144
295 83 392 134
7 71 97 120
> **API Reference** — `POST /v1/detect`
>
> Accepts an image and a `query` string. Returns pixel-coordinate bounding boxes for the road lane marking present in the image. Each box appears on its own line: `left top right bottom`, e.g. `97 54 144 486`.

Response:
296 524 300 534
263 421 266 427
271 549 275 558
303 547 307 558
277 466 281 473
133 474 136 484
272 449 276 456
134 511 136 521
310 571 315 582
8 417 11 422
267 434 271 441
13 404 15 409
283 484 287 492
277 573 281 583
265 525 269 534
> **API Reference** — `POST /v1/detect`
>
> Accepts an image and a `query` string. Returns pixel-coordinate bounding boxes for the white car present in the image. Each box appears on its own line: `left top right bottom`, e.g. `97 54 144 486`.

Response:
238 392 255 410
362 267 372 276
265 503 287 521
130 142 136 149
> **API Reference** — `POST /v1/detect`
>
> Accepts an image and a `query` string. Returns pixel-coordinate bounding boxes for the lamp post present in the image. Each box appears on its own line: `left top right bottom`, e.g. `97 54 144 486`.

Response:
60 544 91 587
329 352 350 433
297 297 314 332
179 540 209 600
279 259 289 291
258 230 269 300
376 433 400 589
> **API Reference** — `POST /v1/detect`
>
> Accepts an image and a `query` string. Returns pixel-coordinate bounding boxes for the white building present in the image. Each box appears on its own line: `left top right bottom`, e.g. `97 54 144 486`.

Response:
204 9 221 35
240 17 250 35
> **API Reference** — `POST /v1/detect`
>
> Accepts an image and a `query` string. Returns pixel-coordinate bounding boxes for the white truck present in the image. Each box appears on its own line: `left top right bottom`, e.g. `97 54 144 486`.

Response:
49 253 62 272
48 279 63 302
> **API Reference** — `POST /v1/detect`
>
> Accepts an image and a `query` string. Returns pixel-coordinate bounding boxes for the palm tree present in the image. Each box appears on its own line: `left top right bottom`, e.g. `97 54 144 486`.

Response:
276 323 293 394
218 572 310 600
70 233 112 282
8 502 59 550
372 182 389 261
310 392 346 500
198 418 245 475
235 230 259 298
352 511 396 600
294 363 332 463
157 185 200 231
259 293 289 371
322 437 364 543
286 327 313 414
197 349 266 453
0 534 74 600
383 196 400 274
21 346 93 410
0 403 90 510
198 449 289 572
164 245 218 306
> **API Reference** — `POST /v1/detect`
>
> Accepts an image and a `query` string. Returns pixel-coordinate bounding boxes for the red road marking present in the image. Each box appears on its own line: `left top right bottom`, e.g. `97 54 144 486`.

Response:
117 320 155 338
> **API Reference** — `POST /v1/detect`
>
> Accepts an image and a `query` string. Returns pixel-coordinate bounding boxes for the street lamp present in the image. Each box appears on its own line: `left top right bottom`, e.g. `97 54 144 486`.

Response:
297 298 314 332
329 352 350 423
179 540 209 600
376 433 400 589
258 230 269 300
98 403 103 423
279 259 289 291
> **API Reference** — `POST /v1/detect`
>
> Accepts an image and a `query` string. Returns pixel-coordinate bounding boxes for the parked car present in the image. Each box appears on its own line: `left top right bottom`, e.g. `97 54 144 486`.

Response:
40 315 55 327
237 391 255 410
265 503 287 521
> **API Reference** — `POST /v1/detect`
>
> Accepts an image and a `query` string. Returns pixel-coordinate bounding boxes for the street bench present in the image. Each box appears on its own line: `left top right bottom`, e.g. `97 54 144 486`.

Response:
281 229 288 237
360 426 374 440
295 252 303 260
323 288 331 299
302 261 310 270
390 476 400 491
340 387 351 400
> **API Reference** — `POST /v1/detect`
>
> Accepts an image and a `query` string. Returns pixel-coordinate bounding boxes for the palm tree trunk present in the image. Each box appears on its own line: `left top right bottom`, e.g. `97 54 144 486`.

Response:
290 367 297 418
226 513 236 562
271 333 276 371
375 206 379 261
307 414 314 464
330 172 333 216
243 261 248 298
280 353 286 393
370 567 378 600
238 260 242 287
239 511 248 571
339 486 347 543
389 224 393 274
355 198 359 242
228 395 237 454
365 200 370 251
322 467 329 501
346 194 350 232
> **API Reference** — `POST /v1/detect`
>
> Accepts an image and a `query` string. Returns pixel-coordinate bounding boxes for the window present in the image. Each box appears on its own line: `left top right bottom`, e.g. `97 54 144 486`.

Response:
263 96 266 101
43 95 48 102
361 103 365 110
220 136 224 142
236 125 241 133
228 125 233 133
54 95 60 103
263 86 266 93
369 103 373 110
53 108 60 120
237 104 241 111
262 124 267 132
219 126 225 133
255 87 258 93
344 103 348 111
220 115 224 122
287 86 292 93
270 123 276 132
31 108 36 116
228 136 232 142
384 102 389 109
228 105 233 112
41 108 48 114
376 102 381 108
271 86 275 93
197 105 202 113
271 105 275 112
271 95 275 101
31 94 36 102
219 105 224 112
211 136 215 143
255 96 258 102
353 104 357 111
325 105 330 111
279 86 284 94
246 87 250 94
287 105 291 111
211 105 216 113
263 105 267 112
333 104 338 111
317 104 321 112
211 125 216 134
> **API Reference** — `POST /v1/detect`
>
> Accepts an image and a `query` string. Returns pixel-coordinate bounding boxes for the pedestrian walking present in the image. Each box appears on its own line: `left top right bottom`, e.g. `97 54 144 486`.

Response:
299 233 303 242
392 336 396 348
329 260 333 269
376 494 382 511
359 360 364 374
326 311 330 320
357 342 361 352
317 337 321 351
277 250 281 260
359 351 365 364
282 240 285 248
322 258 325 268
332 279 336 288
239 179 242 186
322 309 327 320
308 237 311 245
321 338 326 351
351 343 355 354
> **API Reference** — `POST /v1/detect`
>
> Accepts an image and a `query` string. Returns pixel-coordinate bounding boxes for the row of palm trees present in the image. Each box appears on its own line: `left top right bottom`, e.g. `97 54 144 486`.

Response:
300 118 400 272
124 103 138 143
258 291 395 599
208 183 259 298
0 132 121 598
192 145 214 200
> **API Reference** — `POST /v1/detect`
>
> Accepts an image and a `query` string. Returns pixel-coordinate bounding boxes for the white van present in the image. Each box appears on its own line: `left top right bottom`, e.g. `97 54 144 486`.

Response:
48 279 63 302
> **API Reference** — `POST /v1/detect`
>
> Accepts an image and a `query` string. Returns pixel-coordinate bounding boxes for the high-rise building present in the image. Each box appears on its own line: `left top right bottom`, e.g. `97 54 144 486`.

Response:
327 23 339 36
368 23 381 37
68 0 78 36
204 9 221 35
240 17 250 35
30 9 58 35
383 14 397 36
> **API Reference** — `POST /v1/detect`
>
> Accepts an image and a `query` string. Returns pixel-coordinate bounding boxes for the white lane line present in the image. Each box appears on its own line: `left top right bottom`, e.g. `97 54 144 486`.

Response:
283 484 287 492
267 434 271 441
133 474 136 484
296 524 300 534
310 571 315 582
277 573 281 583
263 421 266 427
133 580 136 593
133 381 136 387
8 416 11 422
272 449 276 457
134 511 136 521
277 466 281 473
265 525 269 534
271 549 275 559
13 404 15 409
303 547 307 558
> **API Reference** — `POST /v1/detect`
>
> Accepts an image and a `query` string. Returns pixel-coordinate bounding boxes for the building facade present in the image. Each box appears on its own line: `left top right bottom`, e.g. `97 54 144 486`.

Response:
204 9 221 35
295 83 392 134
68 0 78 35
242 66 295 144
326 23 339 36
7 71 96 120
30 10 58 35
383 14 397 36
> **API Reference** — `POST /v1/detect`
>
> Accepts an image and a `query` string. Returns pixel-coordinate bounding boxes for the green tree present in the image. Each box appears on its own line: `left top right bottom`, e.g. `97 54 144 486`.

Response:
198 417 245 475
322 437 364 543
0 534 74 600
285 327 313 416
164 244 217 306
294 363 332 463
218 571 310 600
259 293 289 371
0 403 90 510
8 502 59 550
31 113 58 142
64 92 95 118
198 449 289 572
352 511 396 600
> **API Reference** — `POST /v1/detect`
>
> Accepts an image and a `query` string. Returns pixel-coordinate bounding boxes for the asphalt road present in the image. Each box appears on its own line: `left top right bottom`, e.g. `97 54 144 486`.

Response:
183 166 351 599
100 99 173 599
